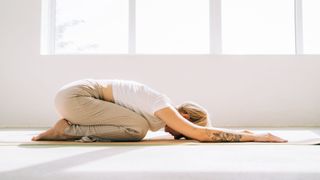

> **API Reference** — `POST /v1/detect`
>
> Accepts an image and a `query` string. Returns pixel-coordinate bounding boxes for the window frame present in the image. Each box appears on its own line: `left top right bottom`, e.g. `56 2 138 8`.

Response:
41 0 306 55
295 0 304 54
41 0 56 55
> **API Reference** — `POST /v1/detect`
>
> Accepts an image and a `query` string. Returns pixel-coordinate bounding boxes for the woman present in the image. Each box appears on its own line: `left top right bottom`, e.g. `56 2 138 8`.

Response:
32 79 287 143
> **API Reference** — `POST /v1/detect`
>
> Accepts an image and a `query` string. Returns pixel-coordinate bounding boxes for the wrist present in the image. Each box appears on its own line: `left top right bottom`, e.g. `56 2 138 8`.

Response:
240 134 256 142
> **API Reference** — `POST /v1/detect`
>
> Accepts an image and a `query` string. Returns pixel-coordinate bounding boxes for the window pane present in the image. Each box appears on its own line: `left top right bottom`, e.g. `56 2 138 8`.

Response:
303 0 320 54
221 0 295 54
55 0 128 54
136 0 209 54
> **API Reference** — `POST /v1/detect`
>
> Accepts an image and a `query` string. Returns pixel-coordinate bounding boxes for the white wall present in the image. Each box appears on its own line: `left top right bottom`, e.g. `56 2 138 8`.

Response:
0 0 320 128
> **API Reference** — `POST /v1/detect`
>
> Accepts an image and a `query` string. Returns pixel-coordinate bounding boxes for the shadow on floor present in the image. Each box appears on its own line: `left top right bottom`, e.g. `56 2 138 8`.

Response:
0 146 145 179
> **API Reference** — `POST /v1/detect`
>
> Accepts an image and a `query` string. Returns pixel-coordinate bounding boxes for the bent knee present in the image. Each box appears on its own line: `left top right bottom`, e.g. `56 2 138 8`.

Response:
125 127 148 141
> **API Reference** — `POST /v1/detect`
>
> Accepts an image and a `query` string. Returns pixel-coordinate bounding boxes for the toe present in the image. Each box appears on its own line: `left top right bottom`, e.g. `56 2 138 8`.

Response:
32 136 39 141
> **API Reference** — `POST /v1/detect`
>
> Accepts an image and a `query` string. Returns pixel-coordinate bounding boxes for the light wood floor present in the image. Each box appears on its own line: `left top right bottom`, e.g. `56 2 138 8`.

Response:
1 128 320 180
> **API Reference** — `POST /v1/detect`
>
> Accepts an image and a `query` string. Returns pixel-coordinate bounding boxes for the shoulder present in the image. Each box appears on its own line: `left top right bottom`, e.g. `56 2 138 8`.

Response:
154 106 179 124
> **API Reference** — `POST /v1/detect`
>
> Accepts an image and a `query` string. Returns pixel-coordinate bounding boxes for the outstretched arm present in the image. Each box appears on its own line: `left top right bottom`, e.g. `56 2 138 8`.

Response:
155 106 287 143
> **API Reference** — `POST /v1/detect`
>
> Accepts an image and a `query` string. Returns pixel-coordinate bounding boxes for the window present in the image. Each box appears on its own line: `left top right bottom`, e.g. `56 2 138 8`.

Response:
303 0 320 54
221 0 295 54
55 0 128 54
41 0 320 55
136 0 209 54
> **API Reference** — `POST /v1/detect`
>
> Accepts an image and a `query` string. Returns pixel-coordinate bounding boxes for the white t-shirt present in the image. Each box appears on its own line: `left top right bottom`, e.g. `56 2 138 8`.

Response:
98 79 172 131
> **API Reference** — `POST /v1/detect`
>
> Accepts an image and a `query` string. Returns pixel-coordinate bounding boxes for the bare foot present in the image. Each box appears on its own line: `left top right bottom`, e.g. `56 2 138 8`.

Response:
32 119 78 141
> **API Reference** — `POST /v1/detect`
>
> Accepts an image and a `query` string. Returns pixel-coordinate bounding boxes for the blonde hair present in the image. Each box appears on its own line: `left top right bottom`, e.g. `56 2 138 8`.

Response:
176 101 211 127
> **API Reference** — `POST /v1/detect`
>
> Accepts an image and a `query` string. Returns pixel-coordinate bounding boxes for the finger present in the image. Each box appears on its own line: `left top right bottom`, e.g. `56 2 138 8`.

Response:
31 136 39 141
275 136 288 142
274 140 288 143
272 137 288 143
279 137 288 143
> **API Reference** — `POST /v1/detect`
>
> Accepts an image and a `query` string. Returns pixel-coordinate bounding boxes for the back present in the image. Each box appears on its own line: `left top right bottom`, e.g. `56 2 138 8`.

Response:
98 79 173 131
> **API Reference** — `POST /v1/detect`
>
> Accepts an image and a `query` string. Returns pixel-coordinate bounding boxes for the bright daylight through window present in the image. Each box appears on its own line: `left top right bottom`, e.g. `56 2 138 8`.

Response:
303 0 320 54
55 0 128 54
136 0 209 54
221 0 295 54
42 0 320 55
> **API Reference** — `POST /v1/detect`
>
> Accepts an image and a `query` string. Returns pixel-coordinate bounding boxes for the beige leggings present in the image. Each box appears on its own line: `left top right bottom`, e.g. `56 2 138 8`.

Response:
54 79 149 142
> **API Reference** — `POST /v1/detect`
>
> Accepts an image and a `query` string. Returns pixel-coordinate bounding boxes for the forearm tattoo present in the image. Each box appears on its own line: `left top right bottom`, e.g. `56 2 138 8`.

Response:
205 129 242 142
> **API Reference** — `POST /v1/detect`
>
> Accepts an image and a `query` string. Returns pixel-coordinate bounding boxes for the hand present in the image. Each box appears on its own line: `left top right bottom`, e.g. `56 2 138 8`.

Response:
253 132 288 143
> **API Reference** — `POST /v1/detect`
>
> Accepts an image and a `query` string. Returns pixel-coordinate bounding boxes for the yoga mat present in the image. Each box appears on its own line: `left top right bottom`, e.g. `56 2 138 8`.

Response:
1 129 320 146
1 139 320 146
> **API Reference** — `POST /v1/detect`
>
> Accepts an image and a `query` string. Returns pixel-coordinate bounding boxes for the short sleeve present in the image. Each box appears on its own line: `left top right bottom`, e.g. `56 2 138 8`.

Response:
151 95 172 115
